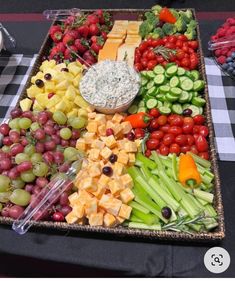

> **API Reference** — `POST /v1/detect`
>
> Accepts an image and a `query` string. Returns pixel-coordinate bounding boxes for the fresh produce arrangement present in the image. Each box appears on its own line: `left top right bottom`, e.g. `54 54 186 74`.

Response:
130 63 205 115
48 9 113 65
134 35 199 71
139 6 197 40
0 7 222 238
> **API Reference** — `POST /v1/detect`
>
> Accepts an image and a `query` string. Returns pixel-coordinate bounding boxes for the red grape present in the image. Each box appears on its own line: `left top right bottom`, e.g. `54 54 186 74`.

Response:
45 111 53 119
20 129 26 136
60 205 72 216
54 124 60 131
52 211 64 222
45 119 55 127
32 185 41 195
34 129 46 140
21 137 29 146
44 140 56 151
17 161 33 172
25 184 34 193
36 177 48 188
10 108 22 119
0 151 9 160
51 135 61 145
59 192 69 206
61 139 69 147
21 111 33 120
35 142 45 153
53 151 64 164
0 158 12 170
3 136 13 146
43 151 54 164
71 129 80 140
1 207 10 217
8 167 20 179
38 112 48 125
9 131 20 143
10 143 24 156
1 170 9 176
0 124 10 136
9 205 24 219
59 163 70 173
44 125 55 135
69 140 76 147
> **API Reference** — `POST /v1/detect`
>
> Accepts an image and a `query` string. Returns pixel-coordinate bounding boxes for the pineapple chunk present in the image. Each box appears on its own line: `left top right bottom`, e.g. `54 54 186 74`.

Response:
55 80 70 91
27 85 43 98
20 98 33 111
46 95 60 109
74 96 89 109
65 85 77 101
55 100 67 112
33 100 44 111
44 81 56 92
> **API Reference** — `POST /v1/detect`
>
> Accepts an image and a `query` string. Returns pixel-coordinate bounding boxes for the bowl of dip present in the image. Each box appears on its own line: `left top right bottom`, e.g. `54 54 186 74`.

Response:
79 60 141 114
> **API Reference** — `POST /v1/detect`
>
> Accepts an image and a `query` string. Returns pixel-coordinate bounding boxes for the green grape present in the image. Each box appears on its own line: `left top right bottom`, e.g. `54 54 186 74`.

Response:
24 144 36 156
9 118 20 129
53 111 67 125
31 153 43 163
2 145 10 153
0 203 2 212
20 170 36 183
15 153 30 164
0 191 11 203
33 162 49 177
67 117 75 126
60 128 72 140
11 178 25 189
30 122 40 131
70 117 86 129
19 117 32 129
0 175 10 192
64 147 79 161
10 189 31 206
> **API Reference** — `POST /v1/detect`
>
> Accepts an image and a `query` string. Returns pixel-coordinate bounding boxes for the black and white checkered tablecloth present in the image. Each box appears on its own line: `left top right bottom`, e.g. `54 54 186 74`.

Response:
0 55 234 161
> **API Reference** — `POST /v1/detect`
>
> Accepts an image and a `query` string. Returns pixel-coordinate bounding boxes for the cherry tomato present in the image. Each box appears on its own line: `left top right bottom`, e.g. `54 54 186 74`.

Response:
146 38 154 46
184 117 194 125
190 145 198 155
134 128 145 139
151 39 161 48
186 135 195 146
165 42 175 49
142 50 149 58
134 63 143 72
160 124 170 133
141 58 148 67
177 35 188 41
157 115 168 126
193 125 201 134
169 115 184 126
134 52 141 62
149 108 160 118
145 149 152 158
159 144 169 156
168 126 183 135
176 40 183 48
147 50 156 60
195 135 208 152
139 41 148 53
168 35 177 43
182 123 194 134
181 145 191 153
188 47 194 54
180 57 190 67
189 56 198 68
163 37 168 43
193 134 199 141
163 133 175 146
198 152 209 160
182 46 189 53
150 130 164 140
193 115 205 125
149 118 159 130
157 56 165 63
167 114 177 123
199 126 209 137
146 139 160 150
169 143 181 155
147 60 157 70
182 42 189 48
175 134 187 146
176 49 185 60
188 40 199 50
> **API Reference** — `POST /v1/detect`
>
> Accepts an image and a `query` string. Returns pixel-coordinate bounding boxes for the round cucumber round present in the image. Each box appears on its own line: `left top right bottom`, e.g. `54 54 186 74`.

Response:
146 99 158 109
159 85 170 94
159 106 171 115
166 93 179 102
128 104 138 114
193 80 205 91
166 65 178 76
154 74 165 85
170 76 180 88
170 87 182 97
180 78 194 91
172 104 183 114
153 65 165 75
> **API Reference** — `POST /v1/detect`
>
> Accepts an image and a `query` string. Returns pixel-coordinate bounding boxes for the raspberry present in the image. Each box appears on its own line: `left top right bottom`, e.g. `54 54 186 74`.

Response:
217 56 226 64
215 49 221 57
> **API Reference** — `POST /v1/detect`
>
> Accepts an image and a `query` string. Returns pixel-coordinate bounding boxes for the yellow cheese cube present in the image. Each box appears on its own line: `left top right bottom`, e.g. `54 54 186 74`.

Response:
91 140 105 150
124 141 138 153
68 192 79 206
108 179 123 196
99 195 122 216
88 148 100 161
104 213 116 227
79 177 95 191
112 148 119 155
113 124 123 137
128 153 136 164
116 216 125 224
65 211 78 224
102 135 117 149
106 120 115 130
121 121 132 134
95 114 106 125
117 150 129 165
89 212 104 226
118 204 132 219
78 190 93 205
100 147 112 159
76 139 86 151
88 112 97 119
89 163 101 177
117 140 126 150
120 188 135 204
83 132 96 144
112 113 124 123
85 198 98 216
135 139 142 149
73 202 85 219
91 184 106 199
98 174 110 187
120 174 133 189
113 162 125 176
86 121 98 133
98 124 106 136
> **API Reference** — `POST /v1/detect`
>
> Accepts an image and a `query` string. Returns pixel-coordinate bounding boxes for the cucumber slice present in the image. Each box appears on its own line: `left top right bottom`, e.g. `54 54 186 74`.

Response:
146 71 156 79
181 78 194 91
153 65 165 75
185 71 194 80
159 85 170 94
157 100 163 107
141 71 148 77
188 105 200 117
177 67 186 76
178 91 190 103
170 76 180 88
191 96 206 107
156 94 165 102
138 100 145 107
182 103 191 110
170 87 182 97
141 77 148 86
146 99 158 109
188 92 193 102
128 104 138 114
179 76 187 84
159 106 171 115
137 107 147 113
138 87 147 96
154 74 165 85
199 107 203 114
146 80 155 90
172 104 183 114
191 70 200 81
163 101 172 108
165 63 177 69
192 91 198 98
166 93 179 102
193 80 205 91
166 65 178 76
147 87 158 96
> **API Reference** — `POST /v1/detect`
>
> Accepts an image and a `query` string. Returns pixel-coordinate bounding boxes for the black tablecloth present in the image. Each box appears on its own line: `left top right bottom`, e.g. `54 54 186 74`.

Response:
1 1 235 277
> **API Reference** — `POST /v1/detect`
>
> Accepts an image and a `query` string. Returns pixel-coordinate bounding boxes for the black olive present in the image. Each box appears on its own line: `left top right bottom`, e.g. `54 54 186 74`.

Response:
35 79 44 88
44 73 52 80
183 108 193 117
61 68 69 72
161 206 172 219
109 154 117 164
126 132 135 141
102 166 113 176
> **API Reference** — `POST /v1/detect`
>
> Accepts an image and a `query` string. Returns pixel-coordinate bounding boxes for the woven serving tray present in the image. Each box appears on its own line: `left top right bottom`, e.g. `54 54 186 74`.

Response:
0 9 225 242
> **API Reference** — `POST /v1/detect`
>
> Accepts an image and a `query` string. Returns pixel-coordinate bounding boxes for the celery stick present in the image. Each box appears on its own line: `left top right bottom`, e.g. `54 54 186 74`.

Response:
180 196 200 218
128 222 161 231
148 177 180 211
132 209 159 225
189 223 202 232
171 153 178 181
129 201 150 214
188 152 211 168
169 209 177 222
165 168 172 178
202 174 213 185
129 215 142 223
136 153 157 170
151 151 164 170
202 218 218 230
197 197 208 206
193 189 214 203
151 169 159 176
199 182 210 191
178 207 188 218
135 159 143 167
158 178 172 196
204 204 217 217
187 194 204 211
205 222 218 230
204 170 214 181
140 165 152 180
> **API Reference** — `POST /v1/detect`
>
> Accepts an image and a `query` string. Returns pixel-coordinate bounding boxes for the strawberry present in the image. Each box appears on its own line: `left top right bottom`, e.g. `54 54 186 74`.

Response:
214 49 221 57
77 25 89 38
64 46 78 60
89 24 100 36
49 25 62 36
227 51 233 57
217 55 226 64
226 18 235 26
56 42 66 53
74 38 89 54
51 31 63 43
49 46 59 59
65 15 76 26
62 34 75 46
221 48 229 56
217 28 226 38
86 14 99 25
210 35 218 42
90 35 98 43
91 42 102 54
67 29 79 39
101 31 107 40
83 50 97 64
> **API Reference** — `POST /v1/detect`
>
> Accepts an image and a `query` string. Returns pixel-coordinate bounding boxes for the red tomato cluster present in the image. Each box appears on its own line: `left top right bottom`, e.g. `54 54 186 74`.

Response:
134 109 209 159
134 35 199 71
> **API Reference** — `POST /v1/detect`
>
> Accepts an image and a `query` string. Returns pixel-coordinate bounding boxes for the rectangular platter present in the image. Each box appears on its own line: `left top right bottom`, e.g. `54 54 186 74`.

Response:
0 9 225 242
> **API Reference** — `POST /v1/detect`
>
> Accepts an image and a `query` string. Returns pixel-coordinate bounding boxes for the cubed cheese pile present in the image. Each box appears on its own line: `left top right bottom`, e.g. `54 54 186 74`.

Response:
22 60 91 118
66 112 141 227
